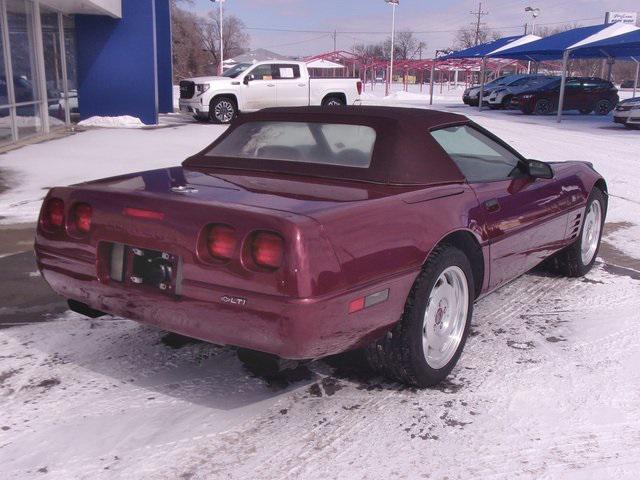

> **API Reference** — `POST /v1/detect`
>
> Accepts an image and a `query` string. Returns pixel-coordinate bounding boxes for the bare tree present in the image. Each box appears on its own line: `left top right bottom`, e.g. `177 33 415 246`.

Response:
171 1 249 79
453 26 500 49
199 7 250 73
386 31 427 60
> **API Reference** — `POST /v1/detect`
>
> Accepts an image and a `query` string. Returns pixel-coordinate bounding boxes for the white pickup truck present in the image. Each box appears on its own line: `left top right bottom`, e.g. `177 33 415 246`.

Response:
178 60 363 123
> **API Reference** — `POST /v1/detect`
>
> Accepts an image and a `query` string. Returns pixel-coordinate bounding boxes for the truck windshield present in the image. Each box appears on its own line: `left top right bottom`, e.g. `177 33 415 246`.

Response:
207 121 376 168
222 63 251 78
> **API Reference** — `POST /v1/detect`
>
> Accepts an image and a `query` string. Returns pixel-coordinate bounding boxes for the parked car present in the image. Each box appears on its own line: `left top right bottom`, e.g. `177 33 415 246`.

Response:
613 97 640 129
462 75 510 106
487 75 557 109
620 79 637 89
462 74 524 107
35 106 607 388
178 61 363 123
511 77 619 115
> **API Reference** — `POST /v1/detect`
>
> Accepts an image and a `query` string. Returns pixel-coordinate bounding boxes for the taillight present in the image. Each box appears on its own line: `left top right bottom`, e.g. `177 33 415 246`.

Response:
356 81 363 95
73 203 92 233
41 198 64 229
251 231 284 270
207 224 237 261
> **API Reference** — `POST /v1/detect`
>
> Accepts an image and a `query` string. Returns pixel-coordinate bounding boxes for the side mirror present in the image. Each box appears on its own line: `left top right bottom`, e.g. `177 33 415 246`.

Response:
525 159 553 179
243 75 251 85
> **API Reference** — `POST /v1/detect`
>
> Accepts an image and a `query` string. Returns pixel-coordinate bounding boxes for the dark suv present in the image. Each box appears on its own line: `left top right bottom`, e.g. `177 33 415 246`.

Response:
511 77 619 115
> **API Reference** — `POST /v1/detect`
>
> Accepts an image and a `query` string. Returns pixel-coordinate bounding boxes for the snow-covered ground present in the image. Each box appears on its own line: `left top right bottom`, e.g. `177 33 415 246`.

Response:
1 86 640 479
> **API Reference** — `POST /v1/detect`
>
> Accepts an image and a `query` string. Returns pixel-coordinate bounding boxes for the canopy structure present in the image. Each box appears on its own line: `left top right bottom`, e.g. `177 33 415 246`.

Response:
432 34 540 106
574 29 640 97
490 22 640 121
440 35 525 60
305 58 345 69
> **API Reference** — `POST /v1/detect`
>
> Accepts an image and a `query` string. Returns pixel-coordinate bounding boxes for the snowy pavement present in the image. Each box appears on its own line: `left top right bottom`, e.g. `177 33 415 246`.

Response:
1 89 640 479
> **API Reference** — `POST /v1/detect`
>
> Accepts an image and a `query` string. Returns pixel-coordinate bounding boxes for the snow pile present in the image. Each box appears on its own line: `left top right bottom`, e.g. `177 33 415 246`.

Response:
78 115 147 129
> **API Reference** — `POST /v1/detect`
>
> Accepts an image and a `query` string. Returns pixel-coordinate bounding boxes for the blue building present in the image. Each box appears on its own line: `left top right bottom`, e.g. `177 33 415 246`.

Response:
0 0 173 147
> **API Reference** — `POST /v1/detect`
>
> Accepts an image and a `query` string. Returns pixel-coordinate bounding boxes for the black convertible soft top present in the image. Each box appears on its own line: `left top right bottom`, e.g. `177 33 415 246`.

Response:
183 106 468 185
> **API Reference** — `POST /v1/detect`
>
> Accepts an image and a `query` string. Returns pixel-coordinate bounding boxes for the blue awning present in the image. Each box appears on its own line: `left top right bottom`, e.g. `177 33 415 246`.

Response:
571 29 640 60
440 35 524 60
490 23 639 61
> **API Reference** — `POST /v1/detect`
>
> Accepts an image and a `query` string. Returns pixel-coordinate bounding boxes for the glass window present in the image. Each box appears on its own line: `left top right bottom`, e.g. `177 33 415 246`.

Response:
431 125 522 182
6 0 40 104
274 64 300 79
247 64 274 81
40 7 66 128
208 121 376 168
63 15 78 122
0 108 12 144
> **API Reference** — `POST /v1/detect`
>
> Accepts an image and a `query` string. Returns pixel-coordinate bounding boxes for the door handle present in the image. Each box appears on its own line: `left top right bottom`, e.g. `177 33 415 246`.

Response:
484 199 501 212
298 83 307 87
267 84 275 87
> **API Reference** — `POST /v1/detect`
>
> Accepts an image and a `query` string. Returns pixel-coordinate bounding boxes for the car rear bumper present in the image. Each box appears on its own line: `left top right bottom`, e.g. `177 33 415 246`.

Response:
36 245 416 360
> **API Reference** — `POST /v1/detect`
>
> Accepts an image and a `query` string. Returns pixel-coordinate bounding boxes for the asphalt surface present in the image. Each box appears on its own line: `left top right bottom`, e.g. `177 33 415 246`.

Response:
0 225 67 329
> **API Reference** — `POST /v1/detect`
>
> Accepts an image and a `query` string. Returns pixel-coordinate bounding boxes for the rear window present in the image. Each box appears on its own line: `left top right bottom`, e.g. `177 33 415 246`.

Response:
207 121 376 168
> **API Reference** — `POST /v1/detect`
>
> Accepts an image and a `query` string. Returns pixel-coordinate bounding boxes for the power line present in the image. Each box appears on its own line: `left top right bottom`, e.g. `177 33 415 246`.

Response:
262 33 332 50
244 16 603 36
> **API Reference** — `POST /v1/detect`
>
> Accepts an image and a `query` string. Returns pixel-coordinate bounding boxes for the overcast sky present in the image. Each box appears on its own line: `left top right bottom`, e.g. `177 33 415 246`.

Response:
189 0 640 57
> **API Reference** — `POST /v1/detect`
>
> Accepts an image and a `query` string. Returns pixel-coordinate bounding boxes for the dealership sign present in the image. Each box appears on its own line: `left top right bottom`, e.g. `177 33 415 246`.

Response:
604 11 638 25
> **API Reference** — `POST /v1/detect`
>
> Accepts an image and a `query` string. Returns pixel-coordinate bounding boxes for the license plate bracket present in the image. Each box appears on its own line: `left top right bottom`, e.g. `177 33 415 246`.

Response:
109 243 181 296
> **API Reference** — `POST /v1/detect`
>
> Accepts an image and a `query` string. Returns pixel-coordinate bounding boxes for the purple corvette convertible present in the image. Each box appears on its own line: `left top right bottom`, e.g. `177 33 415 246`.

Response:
35 106 607 387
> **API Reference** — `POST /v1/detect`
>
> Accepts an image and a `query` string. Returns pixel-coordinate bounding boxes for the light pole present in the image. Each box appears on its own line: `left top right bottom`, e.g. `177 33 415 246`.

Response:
524 7 539 73
385 0 399 96
524 6 540 35
211 0 226 75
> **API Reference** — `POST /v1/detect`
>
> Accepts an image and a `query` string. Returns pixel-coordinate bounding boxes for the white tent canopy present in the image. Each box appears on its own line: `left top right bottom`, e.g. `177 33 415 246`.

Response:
305 58 345 69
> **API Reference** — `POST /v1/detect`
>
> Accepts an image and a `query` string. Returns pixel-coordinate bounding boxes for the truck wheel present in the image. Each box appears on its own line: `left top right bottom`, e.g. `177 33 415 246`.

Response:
210 97 237 124
552 188 606 277
322 96 345 107
594 99 612 116
365 245 474 387
534 99 553 115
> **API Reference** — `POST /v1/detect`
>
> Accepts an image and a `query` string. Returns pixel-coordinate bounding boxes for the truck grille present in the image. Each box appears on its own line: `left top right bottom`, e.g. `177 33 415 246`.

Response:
179 81 195 99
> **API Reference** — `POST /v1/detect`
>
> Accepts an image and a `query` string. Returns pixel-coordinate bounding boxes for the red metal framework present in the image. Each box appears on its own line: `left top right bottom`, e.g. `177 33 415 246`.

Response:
303 50 528 93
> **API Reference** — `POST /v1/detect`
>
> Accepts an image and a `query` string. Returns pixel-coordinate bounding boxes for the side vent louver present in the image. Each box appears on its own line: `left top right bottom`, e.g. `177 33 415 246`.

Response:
569 212 582 239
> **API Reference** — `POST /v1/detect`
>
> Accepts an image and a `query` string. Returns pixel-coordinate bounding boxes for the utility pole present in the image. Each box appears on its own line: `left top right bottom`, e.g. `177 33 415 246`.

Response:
470 2 488 46
333 30 337 52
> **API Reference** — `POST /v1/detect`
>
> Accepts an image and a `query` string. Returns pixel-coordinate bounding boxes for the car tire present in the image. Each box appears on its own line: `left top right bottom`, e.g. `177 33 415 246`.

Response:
209 96 237 124
322 95 345 107
501 95 512 108
594 99 613 116
365 244 474 387
552 188 607 277
579 108 593 115
534 99 553 115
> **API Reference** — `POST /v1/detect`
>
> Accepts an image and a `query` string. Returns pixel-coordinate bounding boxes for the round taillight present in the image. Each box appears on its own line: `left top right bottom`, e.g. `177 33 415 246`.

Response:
73 203 93 233
207 225 237 261
41 198 65 229
251 231 284 270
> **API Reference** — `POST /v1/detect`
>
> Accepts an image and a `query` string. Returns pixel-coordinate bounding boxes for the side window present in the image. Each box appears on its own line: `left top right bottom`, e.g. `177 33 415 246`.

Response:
273 64 300 80
247 64 274 81
430 125 523 182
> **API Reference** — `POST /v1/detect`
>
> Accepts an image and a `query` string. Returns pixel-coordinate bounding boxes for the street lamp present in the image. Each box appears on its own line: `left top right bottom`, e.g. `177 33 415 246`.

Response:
211 0 226 75
385 0 399 96
524 6 540 35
